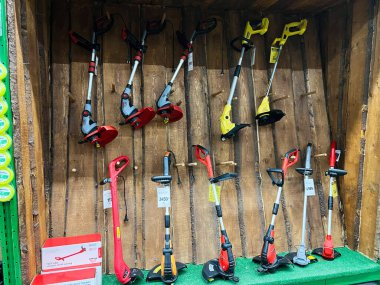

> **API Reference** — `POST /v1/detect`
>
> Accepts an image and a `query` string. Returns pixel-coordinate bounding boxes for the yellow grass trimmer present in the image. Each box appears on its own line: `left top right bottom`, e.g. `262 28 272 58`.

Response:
255 19 307 126
220 18 269 141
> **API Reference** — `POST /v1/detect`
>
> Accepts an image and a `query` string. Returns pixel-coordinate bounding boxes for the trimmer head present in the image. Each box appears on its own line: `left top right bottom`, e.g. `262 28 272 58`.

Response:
255 110 285 126
146 262 187 284
252 255 291 273
157 104 183 124
122 107 156 129
284 248 318 267
202 259 239 282
80 125 118 147
312 235 341 260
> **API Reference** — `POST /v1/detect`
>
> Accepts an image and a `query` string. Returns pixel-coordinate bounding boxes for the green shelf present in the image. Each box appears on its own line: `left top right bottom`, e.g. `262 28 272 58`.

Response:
103 247 380 285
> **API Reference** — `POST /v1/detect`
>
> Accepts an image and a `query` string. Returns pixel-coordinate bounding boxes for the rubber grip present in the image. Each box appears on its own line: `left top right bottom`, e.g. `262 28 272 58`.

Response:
330 141 337 167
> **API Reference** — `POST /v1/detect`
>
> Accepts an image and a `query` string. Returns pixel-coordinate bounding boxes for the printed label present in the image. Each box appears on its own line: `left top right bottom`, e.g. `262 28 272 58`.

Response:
188 52 193 71
103 190 112 209
270 46 279 63
304 177 315 196
209 184 221 203
157 186 171 208
331 179 338 198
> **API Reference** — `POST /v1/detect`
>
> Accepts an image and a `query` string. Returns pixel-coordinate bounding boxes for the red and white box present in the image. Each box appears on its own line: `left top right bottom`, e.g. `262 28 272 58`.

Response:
31 268 96 285
41 234 102 285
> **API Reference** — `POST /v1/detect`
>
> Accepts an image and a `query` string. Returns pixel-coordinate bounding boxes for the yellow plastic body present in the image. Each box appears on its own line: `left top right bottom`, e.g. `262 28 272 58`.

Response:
0 116 10 133
0 82 5 97
220 104 235 135
0 99 8 116
242 18 269 46
160 240 177 277
0 134 12 151
0 152 11 169
0 63 7 81
0 168 14 186
256 96 271 116
0 185 15 202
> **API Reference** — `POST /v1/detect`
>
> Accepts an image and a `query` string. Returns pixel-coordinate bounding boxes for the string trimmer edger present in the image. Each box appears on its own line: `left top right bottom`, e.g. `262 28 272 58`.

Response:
146 151 187 284
193 145 239 282
253 148 299 273
69 15 118 147
120 15 166 129
255 19 307 126
100 156 144 284
220 18 269 141
156 18 217 124
312 141 347 260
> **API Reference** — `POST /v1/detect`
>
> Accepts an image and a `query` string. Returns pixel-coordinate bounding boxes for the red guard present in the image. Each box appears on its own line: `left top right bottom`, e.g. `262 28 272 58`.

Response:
125 107 156 129
219 236 229 272
267 231 277 264
84 125 118 147
322 235 334 259
157 104 183 123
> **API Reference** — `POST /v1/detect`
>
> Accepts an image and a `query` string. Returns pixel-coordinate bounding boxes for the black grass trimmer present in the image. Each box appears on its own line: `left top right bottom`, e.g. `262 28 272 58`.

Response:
253 148 299 273
255 19 307 126
120 15 166 129
146 151 187 284
285 143 318 266
69 15 118 147
193 145 239 282
156 18 217 124
312 141 347 260
220 18 269 141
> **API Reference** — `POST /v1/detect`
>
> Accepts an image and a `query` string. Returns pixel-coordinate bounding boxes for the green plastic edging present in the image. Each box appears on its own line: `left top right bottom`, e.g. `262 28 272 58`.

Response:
0 1 22 285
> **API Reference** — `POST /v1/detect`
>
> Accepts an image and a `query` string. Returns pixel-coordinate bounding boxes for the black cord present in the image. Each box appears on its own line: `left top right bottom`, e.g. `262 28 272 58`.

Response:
118 175 128 222
168 150 182 185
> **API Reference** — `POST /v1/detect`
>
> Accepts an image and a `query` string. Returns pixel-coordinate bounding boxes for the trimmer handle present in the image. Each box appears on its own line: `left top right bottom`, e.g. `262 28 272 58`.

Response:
109 156 130 179
69 31 98 51
195 18 217 37
329 141 337 168
267 168 284 187
272 19 307 47
122 28 143 51
94 14 114 36
281 148 299 175
192 145 214 178
146 17 166 35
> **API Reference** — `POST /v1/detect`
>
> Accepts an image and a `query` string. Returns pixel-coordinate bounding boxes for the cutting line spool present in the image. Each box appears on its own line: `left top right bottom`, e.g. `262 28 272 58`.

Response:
0 185 15 202
0 152 11 169
0 99 8 116
0 134 12 151
0 116 10 133
0 168 14 186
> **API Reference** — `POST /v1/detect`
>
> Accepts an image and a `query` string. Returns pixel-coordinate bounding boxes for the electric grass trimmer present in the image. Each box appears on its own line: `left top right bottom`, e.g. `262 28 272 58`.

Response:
312 141 347 260
285 143 318 266
255 19 307 126
253 148 299 273
220 18 269 141
100 156 144 284
193 145 239 282
120 15 166 129
156 18 217 124
146 151 187 284
69 15 118 147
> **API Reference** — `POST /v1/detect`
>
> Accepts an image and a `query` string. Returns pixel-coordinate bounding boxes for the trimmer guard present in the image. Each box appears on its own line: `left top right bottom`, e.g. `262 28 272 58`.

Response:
124 107 156 129
255 110 285 126
129 268 145 283
312 247 341 260
253 255 291 273
202 259 239 282
157 104 183 123
221 123 250 141
146 262 187 284
80 125 118 147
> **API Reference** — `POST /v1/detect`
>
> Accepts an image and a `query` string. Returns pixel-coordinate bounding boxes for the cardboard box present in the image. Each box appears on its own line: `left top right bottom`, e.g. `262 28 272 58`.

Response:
41 234 102 285
31 268 96 285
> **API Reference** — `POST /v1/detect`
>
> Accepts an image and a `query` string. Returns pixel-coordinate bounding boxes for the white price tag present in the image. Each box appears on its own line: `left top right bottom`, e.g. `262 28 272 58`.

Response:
103 190 112 209
188 52 193 71
304 178 315 196
157 186 171 208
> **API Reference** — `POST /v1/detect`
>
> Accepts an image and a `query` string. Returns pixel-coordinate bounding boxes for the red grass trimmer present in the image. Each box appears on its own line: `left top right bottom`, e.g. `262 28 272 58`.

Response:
312 141 347 260
253 148 299 273
100 156 144 284
69 15 118 147
146 151 187 284
119 15 166 129
193 145 239 282
156 18 217 124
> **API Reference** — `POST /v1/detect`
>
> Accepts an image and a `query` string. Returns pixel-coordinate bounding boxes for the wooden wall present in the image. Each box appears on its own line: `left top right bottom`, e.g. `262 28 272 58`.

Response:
47 0 346 274
319 0 380 260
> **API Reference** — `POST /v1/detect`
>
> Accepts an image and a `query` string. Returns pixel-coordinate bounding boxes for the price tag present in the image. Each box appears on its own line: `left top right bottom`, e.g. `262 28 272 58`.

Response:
331 179 338 198
188 52 193 71
304 177 315 196
103 190 112 209
157 186 171 208
209 184 221 203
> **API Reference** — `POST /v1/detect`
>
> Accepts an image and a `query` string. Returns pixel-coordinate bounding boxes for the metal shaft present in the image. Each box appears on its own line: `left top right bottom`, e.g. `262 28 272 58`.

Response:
86 32 97 101
211 183 225 231
301 145 312 245
227 47 245 105
327 174 334 235
264 45 283 98
127 30 148 86
169 58 185 83
270 186 282 225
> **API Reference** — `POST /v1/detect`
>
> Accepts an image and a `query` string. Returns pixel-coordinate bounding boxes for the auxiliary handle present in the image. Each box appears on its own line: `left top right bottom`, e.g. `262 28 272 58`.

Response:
267 168 284 187
195 18 217 37
69 31 96 51
192 145 214 178
94 14 114 36
110 156 130 178
281 148 299 175
146 13 167 35
272 19 307 47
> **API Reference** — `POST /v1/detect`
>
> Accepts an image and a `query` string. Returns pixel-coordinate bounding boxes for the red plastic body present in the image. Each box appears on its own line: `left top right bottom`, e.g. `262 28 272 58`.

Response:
281 148 299 176
157 105 184 123
108 156 133 284
125 107 156 129
267 230 277 264
84 125 118 147
330 141 337 168
193 145 214 178
322 235 334 259
218 235 229 272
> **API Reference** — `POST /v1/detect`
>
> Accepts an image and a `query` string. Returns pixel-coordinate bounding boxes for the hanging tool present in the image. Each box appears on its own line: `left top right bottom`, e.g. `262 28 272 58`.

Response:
146 151 187 284
100 156 144 284
312 141 347 260
253 148 299 273
156 18 217 124
255 19 307 126
120 15 166 129
285 143 317 266
220 18 269 141
193 145 239 282
69 15 118 147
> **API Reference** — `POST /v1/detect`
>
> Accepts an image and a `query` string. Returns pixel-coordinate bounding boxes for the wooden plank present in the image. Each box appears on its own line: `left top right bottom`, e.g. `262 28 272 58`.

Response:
206 12 242 257
141 5 169 269
65 0 97 236
164 7 193 264
359 0 380 258
183 7 217 264
341 0 371 249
